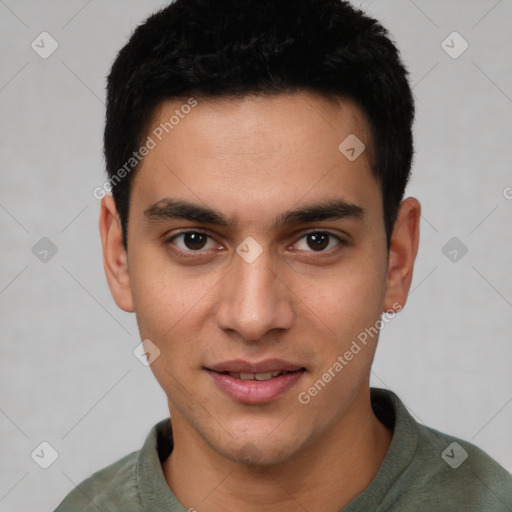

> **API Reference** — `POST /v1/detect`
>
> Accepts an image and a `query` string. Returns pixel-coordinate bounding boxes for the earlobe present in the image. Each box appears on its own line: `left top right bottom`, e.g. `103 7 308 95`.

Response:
99 195 135 312
383 197 421 313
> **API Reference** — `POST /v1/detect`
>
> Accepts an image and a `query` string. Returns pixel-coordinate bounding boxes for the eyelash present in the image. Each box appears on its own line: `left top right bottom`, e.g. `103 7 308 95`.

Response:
164 229 345 258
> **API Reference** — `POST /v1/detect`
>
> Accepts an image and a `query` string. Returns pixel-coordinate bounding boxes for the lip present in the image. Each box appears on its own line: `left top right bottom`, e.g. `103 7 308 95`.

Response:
205 359 306 404
206 359 304 374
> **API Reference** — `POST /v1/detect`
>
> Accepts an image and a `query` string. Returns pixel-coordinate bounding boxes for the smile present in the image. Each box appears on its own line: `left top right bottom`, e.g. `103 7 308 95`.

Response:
224 371 287 381
205 362 306 404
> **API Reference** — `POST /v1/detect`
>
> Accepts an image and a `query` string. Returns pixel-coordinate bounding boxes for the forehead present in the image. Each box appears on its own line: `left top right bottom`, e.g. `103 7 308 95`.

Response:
130 91 381 229
146 91 371 158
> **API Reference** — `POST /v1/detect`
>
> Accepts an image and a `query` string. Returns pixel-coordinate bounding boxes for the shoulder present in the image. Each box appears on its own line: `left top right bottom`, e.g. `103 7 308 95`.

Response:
53 417 174 511
53 450 141 511
372 388 512 511
409 422 512 510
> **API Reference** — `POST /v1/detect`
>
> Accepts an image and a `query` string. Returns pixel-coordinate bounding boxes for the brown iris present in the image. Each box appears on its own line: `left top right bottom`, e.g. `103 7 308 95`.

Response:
307 233 330 251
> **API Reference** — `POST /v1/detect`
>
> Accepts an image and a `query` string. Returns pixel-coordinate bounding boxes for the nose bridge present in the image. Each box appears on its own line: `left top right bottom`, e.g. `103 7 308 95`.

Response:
235 246 277 299
216 242 293 340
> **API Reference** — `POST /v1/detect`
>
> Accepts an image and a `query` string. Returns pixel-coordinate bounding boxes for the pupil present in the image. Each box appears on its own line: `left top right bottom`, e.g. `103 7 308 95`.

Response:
308 233 328 251
185 233 206 250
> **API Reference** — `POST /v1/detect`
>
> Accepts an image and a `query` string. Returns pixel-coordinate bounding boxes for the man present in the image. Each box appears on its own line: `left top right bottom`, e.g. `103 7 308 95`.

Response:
55 0 512 510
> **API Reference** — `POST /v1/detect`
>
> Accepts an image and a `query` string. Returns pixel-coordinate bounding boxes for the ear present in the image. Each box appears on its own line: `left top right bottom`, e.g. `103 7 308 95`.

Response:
383 197 421 313
99 195 135 312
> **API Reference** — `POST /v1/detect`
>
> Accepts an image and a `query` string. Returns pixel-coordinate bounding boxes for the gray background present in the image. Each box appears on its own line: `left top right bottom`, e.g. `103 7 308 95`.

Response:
0 0 511 510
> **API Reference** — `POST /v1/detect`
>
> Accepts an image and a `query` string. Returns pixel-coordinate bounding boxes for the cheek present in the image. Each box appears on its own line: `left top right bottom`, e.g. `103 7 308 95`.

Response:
293 260 386 413
129 261 207 395
302 256 386 347
128 247 193 343
128 247 223 378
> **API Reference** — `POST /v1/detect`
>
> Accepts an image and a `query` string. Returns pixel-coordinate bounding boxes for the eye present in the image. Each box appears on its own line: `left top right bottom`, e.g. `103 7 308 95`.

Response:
165 230 344 257
166 230 220 254
293 231 343 253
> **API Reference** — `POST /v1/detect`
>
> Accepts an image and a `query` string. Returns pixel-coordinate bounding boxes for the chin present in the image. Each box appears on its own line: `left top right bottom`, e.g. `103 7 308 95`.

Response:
214 435 305 468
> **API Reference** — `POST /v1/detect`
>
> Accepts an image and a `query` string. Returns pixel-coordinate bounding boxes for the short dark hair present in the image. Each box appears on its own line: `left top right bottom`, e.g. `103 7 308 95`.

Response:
104 0 415 249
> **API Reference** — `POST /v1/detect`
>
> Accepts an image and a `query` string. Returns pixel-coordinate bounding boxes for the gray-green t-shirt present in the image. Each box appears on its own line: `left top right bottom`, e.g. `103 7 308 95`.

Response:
54 388 512 511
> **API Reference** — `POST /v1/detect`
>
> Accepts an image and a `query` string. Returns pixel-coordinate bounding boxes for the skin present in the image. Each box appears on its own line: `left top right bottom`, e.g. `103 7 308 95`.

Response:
100 91 420 511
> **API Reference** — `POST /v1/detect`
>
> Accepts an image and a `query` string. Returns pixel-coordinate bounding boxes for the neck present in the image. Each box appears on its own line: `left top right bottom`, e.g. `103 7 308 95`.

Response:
163 387 392 511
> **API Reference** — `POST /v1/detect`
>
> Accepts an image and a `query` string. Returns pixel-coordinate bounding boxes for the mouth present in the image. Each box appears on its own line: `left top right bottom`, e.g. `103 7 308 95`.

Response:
215 370 300 381
205 359 306 404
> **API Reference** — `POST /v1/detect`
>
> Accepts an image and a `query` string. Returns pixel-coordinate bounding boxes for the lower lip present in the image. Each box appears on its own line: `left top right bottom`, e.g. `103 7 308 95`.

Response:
206 369 305 404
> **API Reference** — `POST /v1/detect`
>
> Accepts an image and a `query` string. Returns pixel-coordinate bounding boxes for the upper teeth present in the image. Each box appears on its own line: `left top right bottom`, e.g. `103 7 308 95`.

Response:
230 371 283 381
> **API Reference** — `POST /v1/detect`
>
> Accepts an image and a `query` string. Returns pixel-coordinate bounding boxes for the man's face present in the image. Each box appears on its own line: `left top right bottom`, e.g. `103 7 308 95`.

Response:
122 92 393 464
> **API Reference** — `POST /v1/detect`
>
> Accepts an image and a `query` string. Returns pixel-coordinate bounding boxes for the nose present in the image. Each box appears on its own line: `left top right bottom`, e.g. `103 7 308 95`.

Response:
215 244 295 342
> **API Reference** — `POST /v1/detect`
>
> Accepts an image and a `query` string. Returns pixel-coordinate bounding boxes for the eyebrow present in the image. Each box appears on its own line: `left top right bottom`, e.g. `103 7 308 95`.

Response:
143 197 365 230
